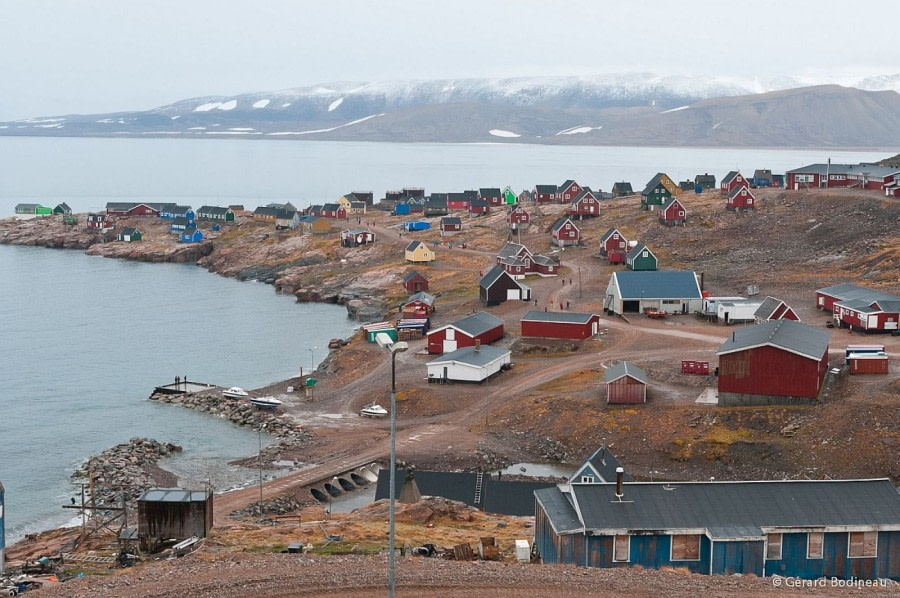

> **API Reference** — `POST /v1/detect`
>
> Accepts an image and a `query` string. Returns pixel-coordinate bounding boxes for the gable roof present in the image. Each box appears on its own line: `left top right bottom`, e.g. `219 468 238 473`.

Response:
497 242 531 260
441 216 462 226
532 254 559 267
722 171 743 185
405 291 435 307
444 311 504 337
559 179 577 190
641 174 669 195
479 187 501 197
612 271 701 300
604 361 647 384
480 265 517 290
717 319 830 361
405 240 426 252
254 206 281 216
786 163 900 179
753 169 773 180
522 311 596 325
660 197 683 212
197 205 232 215
728 185 754 200
754 296 787 320
551 217 578 233
625 243 655 261
571 189 596 203
534 487 583 534
428 344 510 367
816 283 899 305
570 446 633 485
561 478 900 539
600 227 624 244
694 173 716 184
321 203 342 211
403 269 426 283
534 184 557 194
611 182 633 193
120 227 141 236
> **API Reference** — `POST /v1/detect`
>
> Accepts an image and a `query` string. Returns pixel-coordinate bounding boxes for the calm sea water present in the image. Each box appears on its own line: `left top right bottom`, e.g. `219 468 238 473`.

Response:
0 245 357 542
0 137 891 542
0 137 891 215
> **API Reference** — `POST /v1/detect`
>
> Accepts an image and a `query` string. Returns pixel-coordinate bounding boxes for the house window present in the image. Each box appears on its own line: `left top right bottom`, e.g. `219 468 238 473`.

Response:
678 211 684 216
848 531 877 558
766 533 782 560
614 535 630 562
619 242 625 248
581 475 594 483
747 198 753 204
565 194 571 199
642 251 648 257
613 234 619 239
807 532 824 559
671 534 701 561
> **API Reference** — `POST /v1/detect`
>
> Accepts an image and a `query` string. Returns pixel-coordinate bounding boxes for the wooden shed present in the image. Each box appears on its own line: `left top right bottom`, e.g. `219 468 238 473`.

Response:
521 311 600 340
479 265 530 306
605 362 647 404
426 311 504 354
551 217 580 247
658 197 686 225
137 488 213 551
403 270 429 293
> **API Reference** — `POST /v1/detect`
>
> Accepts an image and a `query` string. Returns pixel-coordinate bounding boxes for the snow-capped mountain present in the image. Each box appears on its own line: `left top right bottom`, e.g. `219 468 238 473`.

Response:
2 73 899 147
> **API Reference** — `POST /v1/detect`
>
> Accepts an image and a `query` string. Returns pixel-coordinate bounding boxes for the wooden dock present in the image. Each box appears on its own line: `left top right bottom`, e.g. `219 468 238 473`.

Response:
150 381 218 398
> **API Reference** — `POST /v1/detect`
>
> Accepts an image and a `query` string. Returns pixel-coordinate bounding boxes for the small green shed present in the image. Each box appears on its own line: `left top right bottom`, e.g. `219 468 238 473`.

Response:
626 243 658 271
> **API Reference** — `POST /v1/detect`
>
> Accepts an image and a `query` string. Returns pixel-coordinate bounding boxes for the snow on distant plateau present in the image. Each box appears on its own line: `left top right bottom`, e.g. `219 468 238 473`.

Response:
557 125 602 135
328 97 344 112
253 99 271 108
489 129 520 138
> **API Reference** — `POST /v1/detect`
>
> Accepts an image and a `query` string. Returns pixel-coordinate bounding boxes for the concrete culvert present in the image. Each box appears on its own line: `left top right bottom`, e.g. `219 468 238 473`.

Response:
324 483 342 497
350 472 368 485
310 487 329 503
338 477 355 492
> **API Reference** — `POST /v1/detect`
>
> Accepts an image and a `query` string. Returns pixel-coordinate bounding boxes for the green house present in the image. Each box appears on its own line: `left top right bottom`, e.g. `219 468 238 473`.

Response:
502 186 517 205
640 175 672 210
15 203 52 215
626 243 658 271
53 202 72 215
116 227 143 242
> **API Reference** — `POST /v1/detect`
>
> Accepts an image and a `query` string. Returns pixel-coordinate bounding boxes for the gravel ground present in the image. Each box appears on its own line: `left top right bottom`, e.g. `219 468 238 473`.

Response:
42 553 898 598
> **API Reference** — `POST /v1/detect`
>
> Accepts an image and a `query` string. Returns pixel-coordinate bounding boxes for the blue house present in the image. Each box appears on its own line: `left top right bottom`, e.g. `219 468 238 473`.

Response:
159 204 194 220
170 216 195 232
394 202 411 216
568 446 633 485
535 477 900 580
180 228 204 243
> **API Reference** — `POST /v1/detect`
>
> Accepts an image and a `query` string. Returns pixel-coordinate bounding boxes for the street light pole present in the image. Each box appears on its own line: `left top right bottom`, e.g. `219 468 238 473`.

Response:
258 423 267 522
309 347 315 373
375 333 408 598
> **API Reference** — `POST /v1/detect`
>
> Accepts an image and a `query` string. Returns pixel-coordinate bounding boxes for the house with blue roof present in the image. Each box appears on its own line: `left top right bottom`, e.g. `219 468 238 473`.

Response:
604 270 702 315
180 228 204 243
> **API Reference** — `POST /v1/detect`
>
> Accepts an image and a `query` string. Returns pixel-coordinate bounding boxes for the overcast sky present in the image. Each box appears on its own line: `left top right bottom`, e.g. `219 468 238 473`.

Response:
1 0 897 121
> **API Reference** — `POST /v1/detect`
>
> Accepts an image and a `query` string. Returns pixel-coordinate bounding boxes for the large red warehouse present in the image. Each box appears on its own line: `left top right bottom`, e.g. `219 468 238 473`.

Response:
816 283 900 333
520 311 600 340
716 320 831 406
426 311 504 355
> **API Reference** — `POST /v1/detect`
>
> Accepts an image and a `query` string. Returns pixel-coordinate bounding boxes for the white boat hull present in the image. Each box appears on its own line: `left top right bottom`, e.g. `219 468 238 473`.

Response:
250 397 283 409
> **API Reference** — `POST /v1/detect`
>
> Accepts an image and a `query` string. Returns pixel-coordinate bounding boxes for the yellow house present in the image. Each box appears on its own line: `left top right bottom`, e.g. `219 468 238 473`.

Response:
335 196 353 211
300 216 332 234
655 172 681 196
405 240 436 263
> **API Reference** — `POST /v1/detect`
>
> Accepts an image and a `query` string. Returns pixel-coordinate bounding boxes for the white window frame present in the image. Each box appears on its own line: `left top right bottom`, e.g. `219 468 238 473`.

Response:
580 475 594 483
807 532 824 559
670 534 701 561
848 531 878 558
613 535 630 562
765 533 782 560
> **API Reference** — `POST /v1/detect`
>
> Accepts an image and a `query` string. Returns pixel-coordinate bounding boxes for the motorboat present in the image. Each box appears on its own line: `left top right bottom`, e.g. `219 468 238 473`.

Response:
360 403 388 418
223 387 250 399
250 396 283 409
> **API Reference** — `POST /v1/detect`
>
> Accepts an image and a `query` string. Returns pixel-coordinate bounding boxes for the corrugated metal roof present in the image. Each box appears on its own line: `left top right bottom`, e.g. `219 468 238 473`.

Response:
625 243 654 261
522 311 596 324
138 488 208 503
446 311 504 337
570 479 900 537
480 265 511 289
535 487 582 533
576 446 633 484
817 283 899 304
604 361 647 384
405 291 435 306
753 296 783 319
786 163 900 178
428 344 509 367
717 320 830 360
613 271 701 300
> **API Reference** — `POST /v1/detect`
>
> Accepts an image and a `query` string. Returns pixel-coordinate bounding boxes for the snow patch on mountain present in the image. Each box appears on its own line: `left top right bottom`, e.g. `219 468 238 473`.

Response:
253 99 271 108
661 105 691 114
328 97 344 112
266 113 384 136
557 126 602 135
489 129 520 138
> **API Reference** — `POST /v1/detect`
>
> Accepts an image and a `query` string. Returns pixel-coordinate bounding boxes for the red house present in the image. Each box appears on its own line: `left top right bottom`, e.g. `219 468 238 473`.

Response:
533 185 557 204
551 217 580 247
105 202 160 217
86 212 109 229
521 311 601 340
479 188 503 207
532 254 560 276
720 171 748 194
833 299 900 333
726 186 755 211
402 270 428 293
754 296 800 324
658 197 686 225
447 192 470 211
600 227 628 257
555 180 582 203
468 199 490 216
605 361 647 404
567 189 600 218
507 205 530 229
426 311 504 354
496 242 559 277
402 291 435 318
717 320 830 406
786 163 899 191
440 216 462 233
320 203 347 220
816 283 900 322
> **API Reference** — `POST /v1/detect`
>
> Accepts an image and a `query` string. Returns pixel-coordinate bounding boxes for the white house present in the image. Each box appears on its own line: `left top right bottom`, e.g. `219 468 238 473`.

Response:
426 344 510 383
604 270 703 316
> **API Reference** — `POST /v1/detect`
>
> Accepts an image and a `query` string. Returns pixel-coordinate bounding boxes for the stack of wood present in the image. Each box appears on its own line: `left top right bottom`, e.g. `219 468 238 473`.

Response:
452 542 474 561
478 537 500 561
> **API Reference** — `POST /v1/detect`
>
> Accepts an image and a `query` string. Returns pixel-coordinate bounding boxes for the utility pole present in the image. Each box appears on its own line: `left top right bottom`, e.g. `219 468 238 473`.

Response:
578 266 583 298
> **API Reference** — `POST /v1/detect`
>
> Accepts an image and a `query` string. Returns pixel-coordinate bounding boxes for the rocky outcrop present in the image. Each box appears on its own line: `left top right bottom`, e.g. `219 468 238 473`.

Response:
0 216 100 249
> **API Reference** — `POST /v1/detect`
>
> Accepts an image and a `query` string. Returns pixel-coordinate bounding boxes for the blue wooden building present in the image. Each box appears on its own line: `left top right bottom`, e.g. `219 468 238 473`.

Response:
393 202 411 216
180 228 204 243
534 478 900 580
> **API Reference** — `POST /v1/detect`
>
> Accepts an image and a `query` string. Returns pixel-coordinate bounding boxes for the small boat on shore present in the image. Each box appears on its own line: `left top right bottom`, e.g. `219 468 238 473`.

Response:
223 387 249 399
250 396 283 409
360 403 388 418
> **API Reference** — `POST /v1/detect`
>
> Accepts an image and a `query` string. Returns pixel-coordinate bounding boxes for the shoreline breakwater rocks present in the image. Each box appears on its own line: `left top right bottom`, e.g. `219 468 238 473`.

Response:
72 437 182 507
149 391 312 445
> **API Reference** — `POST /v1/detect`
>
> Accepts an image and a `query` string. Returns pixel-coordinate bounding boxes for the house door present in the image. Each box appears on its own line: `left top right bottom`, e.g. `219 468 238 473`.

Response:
443 366 448 381
682 303 688 314
443 329 457 353
592 321 598 334
724 312 730 325
867 315 878 329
